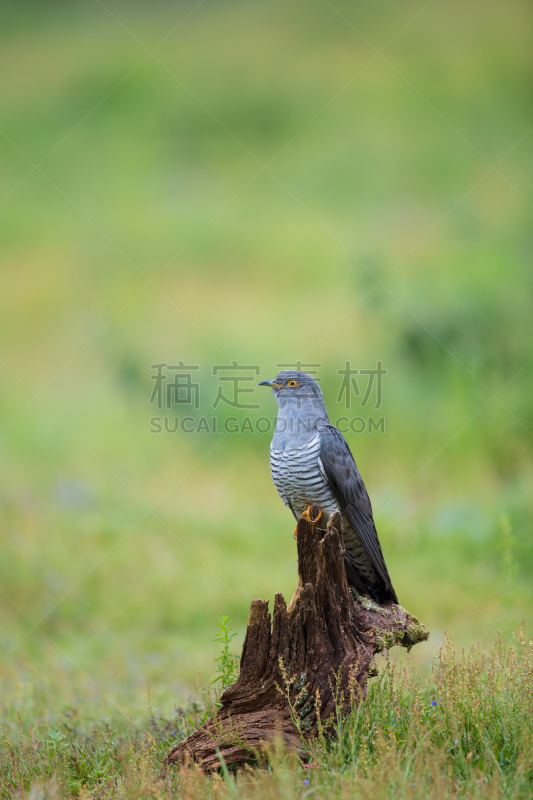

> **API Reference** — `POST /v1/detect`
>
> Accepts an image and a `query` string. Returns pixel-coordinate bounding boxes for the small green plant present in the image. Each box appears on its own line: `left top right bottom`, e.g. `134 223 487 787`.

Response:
212 616 239 690
45 726 68 757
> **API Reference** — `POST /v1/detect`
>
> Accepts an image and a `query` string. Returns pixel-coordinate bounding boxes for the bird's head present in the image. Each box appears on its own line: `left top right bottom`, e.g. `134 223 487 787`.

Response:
259 370 324 409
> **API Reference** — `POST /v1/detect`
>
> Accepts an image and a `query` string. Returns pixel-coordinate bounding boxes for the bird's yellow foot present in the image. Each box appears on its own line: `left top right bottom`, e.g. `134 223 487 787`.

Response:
294 505 323 538
302 504 322 524
292 505 322 539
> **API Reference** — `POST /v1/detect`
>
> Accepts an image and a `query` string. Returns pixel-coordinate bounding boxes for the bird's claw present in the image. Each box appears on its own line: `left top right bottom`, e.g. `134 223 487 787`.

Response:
293 505 323 539
302 504 322 524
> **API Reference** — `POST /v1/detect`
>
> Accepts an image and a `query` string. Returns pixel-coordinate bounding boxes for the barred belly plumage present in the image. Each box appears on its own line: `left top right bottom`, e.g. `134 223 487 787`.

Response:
270 434 376 582
270 433 338 518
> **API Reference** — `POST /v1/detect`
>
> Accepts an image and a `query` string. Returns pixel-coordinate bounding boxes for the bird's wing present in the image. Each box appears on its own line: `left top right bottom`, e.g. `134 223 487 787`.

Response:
318 424 397 603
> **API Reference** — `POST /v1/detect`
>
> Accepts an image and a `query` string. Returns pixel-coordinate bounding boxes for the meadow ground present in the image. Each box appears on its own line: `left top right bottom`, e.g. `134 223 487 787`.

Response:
2 630 533 798
0 0 532 796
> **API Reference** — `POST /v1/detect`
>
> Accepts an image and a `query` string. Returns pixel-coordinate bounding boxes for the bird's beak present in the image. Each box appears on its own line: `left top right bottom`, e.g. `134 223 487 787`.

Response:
259 379 276 387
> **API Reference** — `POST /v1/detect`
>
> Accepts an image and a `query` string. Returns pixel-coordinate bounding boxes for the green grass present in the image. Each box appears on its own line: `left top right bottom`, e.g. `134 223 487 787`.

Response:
2 630 532 798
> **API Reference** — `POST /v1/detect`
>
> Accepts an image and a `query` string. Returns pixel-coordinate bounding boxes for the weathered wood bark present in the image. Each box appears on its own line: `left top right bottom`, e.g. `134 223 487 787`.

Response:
167 508 428 771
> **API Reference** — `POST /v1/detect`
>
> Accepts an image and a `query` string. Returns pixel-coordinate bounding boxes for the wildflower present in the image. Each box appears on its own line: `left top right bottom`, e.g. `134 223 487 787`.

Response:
304 779 310 786
431 701 437 707
170 729 177 735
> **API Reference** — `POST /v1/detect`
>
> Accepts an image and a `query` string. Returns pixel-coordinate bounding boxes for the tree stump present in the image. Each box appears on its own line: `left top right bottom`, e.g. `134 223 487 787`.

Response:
166 508 429 771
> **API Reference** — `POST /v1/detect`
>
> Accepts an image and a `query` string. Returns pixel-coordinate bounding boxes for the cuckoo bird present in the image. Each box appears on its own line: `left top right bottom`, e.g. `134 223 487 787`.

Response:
259 370 398 604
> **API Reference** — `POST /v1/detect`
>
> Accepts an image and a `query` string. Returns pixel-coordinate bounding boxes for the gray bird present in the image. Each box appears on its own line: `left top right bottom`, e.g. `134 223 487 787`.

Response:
259 370 398 605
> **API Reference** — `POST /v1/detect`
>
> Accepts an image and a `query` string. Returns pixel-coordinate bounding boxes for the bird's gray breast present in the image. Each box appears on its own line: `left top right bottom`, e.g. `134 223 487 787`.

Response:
270 433 338 517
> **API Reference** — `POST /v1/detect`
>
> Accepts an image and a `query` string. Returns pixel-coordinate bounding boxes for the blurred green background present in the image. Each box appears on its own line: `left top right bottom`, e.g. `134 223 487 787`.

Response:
0 0 531 725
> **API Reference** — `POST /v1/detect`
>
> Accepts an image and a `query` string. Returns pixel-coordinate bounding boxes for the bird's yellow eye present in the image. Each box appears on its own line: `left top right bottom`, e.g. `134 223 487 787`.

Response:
287 379 298 388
